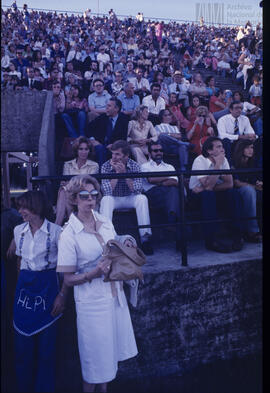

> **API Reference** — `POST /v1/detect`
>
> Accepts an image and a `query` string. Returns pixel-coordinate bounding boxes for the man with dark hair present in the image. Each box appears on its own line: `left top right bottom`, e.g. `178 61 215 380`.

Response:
100 140 153 255
142 83 166 125
141 141 182 249
217 100 256 163
87 98 129 167
189 136 243 253
21 66 43 90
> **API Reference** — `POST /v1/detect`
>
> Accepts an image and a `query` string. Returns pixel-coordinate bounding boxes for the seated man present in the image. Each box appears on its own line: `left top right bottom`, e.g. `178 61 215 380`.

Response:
100 140 153 255
217 100 256 164
129 67 151 102
142 83 166 126
155 109 193 171
168 70 190 110
189 137 243 253
141 141 181 249
118 82 140 117
87 78 111 122
87 97 129 167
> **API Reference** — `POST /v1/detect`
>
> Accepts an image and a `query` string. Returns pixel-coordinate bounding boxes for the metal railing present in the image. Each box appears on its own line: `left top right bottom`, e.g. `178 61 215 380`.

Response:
30 167 262 267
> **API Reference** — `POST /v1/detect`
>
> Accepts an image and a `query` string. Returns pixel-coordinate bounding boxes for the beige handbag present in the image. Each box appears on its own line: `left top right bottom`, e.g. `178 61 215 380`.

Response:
102 239 146 282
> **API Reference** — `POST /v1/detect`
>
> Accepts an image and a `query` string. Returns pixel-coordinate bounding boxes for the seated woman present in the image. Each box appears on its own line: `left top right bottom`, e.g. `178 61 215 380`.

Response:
186 106 215 156
205 76 219 97
186 95 201 123
61 85 89 138
55 136 99 226
209 88 227 114
232 139 262 242
155 109 192 171
56 174 138 393
166 92 190 133
127 105 158 164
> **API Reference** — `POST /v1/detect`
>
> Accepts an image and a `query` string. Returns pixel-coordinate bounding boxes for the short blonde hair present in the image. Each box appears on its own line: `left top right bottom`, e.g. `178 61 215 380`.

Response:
195 105 209 117
72 136 91 158
66 174 102 209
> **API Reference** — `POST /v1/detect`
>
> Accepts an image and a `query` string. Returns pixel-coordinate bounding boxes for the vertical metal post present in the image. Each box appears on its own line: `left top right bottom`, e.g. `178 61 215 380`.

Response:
26 161 33 191
1 152 11 208
178 173 188 266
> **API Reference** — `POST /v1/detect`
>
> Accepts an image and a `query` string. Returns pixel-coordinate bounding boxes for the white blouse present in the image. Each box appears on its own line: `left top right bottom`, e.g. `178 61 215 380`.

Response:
14 219 62 271
63 159 99 176
56 212 116 273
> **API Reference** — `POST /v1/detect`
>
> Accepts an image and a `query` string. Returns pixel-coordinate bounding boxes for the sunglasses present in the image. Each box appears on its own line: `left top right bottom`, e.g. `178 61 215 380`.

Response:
78 190 99 200
152 149 164 153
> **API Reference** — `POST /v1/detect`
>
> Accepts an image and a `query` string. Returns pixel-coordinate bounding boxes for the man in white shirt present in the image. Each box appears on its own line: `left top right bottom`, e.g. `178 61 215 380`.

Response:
155 109 192 171
96 45 111 72
141 142 181 248
129 67 150 102
189 137 243 253
168 71 190 109
217 100 256 164
142 83 166 126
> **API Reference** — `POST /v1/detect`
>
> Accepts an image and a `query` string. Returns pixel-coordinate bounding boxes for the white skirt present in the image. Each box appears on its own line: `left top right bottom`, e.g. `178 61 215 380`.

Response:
74 277 138 384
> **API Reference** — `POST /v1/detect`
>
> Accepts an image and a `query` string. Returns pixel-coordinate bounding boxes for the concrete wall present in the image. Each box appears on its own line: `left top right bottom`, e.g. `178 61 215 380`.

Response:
1 89 55 175
56 259 262 391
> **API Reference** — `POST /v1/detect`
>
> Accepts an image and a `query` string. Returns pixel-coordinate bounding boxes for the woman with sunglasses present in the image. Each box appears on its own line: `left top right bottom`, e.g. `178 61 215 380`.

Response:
57 174 138 393
13 190 67 392
55 136 99 226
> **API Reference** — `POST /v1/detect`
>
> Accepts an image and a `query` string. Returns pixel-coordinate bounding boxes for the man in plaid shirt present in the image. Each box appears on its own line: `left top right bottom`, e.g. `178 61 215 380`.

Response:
100 140 153 255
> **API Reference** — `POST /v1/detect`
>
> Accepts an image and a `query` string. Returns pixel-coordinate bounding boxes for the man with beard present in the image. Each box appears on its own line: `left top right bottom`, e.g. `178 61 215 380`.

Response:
141 141 181 248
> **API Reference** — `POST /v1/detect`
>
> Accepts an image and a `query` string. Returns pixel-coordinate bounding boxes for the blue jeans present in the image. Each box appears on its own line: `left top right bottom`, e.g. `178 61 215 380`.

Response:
191 189 242 243
252 116 263 137
158 134 190 170
15 322 57 392
61 110 86 137
146 185 180 222
236 185 260 233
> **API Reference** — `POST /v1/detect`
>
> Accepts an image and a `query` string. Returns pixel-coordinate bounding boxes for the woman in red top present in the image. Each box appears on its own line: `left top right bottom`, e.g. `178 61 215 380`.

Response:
209 89 227 113
186 106 215 156
186 95 201 123
166 92 190 132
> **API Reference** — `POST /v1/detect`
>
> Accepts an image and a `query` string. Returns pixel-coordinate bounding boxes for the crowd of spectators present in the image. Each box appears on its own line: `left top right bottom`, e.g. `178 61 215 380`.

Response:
1 4 263 254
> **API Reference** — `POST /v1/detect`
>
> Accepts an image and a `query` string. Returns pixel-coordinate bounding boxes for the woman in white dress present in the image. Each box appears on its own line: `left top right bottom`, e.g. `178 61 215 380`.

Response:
56 174 138 393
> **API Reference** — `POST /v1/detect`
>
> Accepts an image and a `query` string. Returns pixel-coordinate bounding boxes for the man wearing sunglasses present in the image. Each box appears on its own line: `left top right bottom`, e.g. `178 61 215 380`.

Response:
141 142 181 249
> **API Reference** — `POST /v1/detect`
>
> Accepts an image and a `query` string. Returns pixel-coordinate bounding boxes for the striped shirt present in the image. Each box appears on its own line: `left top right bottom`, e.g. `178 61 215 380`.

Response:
155 123 180 135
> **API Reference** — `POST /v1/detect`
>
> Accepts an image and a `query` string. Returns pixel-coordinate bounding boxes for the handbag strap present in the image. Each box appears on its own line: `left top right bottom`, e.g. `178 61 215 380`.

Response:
93 233 117 296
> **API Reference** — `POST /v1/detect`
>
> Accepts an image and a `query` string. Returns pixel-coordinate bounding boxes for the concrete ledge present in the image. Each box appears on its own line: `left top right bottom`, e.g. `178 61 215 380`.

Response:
56 256 262 391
